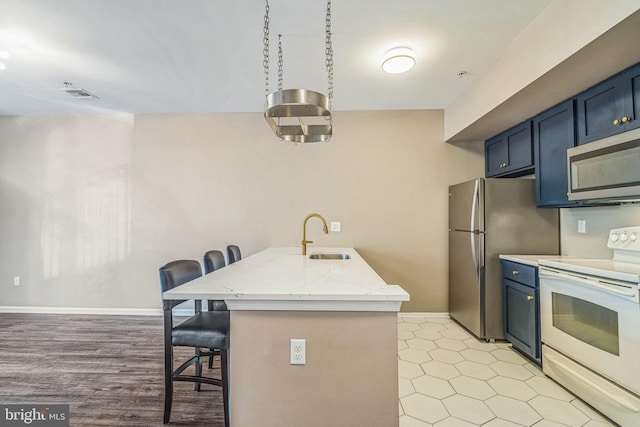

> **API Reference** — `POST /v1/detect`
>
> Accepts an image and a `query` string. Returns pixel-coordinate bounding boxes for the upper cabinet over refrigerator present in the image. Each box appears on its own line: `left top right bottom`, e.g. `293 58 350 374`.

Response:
485 121 534 178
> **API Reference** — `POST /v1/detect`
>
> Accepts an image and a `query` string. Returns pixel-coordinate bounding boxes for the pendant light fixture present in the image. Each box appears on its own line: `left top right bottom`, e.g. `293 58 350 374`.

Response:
263 0 334 143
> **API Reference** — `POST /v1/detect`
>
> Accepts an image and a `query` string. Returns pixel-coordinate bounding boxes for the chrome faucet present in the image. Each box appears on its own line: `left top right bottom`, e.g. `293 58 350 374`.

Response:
302 213 329 255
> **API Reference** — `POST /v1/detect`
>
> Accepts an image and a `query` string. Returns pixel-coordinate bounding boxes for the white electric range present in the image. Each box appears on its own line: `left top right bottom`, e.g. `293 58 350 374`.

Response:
539 226 640 426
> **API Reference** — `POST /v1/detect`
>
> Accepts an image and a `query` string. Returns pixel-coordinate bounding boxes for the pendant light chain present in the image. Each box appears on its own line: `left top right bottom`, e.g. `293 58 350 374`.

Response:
264 0 333 104
263 0 270 98
325 0 333 110
277 34 283 91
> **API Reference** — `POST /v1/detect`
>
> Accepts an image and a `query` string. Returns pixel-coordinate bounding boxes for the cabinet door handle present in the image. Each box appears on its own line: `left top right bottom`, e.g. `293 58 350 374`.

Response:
622 116 632 123
527 296 534 301
512 270 519 275
613 118 621 125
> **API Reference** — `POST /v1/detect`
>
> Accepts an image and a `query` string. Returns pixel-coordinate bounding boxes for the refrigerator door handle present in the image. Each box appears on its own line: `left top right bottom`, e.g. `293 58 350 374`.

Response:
471 179 479 232
478 232 484 272
470 179 481 280
470 232 479 280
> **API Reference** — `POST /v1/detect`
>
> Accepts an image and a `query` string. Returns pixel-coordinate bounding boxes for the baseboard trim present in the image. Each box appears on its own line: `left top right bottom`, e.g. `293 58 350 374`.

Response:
0 306 163 316
399 312 450 318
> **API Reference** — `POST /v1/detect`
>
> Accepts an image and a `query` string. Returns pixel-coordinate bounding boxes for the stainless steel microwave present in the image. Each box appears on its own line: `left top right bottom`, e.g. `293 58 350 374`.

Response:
567 127 640 202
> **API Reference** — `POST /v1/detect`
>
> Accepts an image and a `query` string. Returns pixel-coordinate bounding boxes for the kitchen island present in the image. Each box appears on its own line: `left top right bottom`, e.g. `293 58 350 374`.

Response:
163 247 409 427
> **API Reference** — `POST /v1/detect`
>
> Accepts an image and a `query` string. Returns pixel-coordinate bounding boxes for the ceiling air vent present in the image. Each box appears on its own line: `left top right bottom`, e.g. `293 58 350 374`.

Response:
60 82 99 99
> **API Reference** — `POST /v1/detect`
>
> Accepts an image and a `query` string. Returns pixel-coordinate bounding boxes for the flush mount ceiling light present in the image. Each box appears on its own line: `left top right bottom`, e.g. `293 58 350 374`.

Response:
263 0 333 143
382 47 416 74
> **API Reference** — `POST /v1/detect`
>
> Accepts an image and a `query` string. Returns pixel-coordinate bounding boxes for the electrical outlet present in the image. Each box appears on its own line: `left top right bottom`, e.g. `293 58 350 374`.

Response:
578 220 586 234
13 276 20 286
290 338 306 365
330 221 341 232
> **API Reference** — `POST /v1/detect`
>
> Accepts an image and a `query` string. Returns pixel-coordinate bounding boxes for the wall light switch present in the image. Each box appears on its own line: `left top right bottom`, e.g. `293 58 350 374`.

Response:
330 221 341 232
578 220 586 234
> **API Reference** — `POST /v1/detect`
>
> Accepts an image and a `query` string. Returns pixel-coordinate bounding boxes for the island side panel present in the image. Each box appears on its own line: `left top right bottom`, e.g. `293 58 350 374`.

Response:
229 310 399 427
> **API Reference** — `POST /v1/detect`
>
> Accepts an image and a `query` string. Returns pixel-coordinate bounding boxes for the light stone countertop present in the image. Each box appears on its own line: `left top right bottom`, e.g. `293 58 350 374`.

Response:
162 247 410 312
499 254 570 267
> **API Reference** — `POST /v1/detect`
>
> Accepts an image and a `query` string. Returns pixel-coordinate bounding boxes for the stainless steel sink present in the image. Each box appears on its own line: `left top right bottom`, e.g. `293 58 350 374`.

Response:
309 253 351 260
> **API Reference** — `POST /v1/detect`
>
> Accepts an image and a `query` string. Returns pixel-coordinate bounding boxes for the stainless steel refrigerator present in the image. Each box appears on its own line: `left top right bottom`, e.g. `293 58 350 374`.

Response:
448 178 559 340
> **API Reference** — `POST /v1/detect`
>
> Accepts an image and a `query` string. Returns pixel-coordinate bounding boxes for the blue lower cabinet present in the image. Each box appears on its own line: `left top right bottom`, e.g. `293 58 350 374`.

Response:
501 261 541 365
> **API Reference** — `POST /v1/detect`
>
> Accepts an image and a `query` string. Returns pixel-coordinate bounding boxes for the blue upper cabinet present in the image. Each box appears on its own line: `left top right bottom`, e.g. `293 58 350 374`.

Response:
576 63 640 145
533 100 580 207
485 121 533 177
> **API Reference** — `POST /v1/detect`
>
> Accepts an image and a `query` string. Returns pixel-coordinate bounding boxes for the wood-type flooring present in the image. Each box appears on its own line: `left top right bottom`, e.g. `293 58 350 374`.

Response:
0 313 226 426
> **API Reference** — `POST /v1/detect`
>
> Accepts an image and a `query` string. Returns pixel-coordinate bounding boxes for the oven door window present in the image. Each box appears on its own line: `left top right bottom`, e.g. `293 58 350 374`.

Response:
552 292 619 356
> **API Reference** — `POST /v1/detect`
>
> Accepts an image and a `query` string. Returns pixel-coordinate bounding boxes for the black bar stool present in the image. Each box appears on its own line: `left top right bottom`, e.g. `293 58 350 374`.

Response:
159 260 230 426
227 245 242 264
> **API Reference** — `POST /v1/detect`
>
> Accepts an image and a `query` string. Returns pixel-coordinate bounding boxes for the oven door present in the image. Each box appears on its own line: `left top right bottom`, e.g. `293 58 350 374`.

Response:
539 266 640 394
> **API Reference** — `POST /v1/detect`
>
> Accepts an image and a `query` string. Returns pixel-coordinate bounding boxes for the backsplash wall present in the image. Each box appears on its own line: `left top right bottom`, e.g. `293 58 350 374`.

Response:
560 204 640 258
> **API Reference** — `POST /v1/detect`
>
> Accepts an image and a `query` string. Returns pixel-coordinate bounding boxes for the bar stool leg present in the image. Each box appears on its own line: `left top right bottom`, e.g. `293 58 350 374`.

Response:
163 311 174 424
195 348 202 392
221 349 230 427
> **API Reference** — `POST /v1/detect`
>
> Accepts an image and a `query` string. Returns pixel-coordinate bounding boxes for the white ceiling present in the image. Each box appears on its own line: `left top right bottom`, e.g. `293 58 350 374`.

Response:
0 0 553 116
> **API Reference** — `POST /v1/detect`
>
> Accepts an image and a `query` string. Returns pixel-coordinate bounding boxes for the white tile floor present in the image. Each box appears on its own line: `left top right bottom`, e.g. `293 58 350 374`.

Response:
398 316 615 427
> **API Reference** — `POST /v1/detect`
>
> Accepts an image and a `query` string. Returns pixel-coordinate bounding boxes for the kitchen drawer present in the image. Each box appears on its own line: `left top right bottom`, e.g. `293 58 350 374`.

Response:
501 260 536 288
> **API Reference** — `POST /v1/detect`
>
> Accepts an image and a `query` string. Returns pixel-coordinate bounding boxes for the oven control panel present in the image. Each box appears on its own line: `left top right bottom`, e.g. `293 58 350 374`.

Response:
608 226 640 251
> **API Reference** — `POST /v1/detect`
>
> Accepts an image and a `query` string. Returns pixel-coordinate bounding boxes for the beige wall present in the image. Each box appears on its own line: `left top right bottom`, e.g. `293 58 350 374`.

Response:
560 205 640 258
0 115 137 309
0 110 483 312
229 311 398 427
